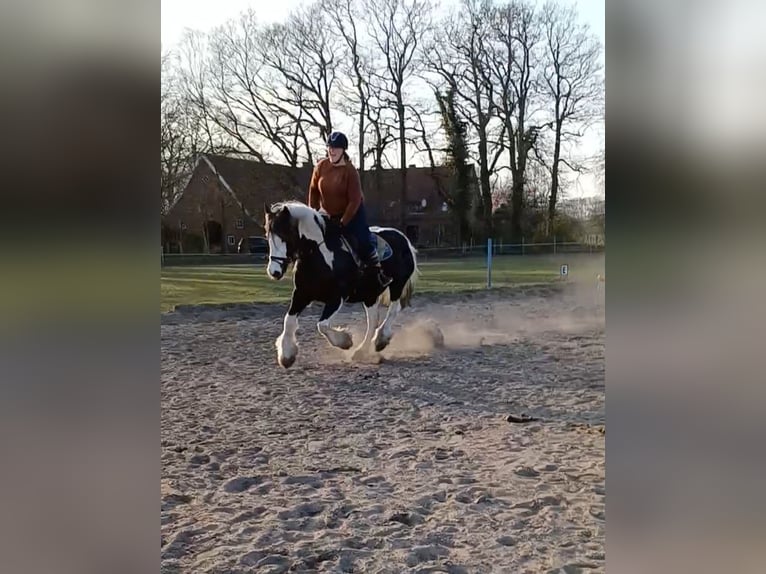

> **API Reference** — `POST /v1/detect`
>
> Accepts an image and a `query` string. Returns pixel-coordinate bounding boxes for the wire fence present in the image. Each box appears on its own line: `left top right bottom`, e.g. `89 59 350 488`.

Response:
161 238 604 267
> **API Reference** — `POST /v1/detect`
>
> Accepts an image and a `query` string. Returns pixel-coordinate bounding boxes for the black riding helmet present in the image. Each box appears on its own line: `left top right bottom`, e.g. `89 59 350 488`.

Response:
326 131 348 150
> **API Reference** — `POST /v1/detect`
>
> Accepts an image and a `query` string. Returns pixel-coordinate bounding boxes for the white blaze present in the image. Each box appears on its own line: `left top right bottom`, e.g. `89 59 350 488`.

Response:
267 234 288 278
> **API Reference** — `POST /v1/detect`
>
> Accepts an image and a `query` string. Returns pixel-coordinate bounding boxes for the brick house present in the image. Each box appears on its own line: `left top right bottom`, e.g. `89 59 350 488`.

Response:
163 154 476 253
162 154 312 253
361 164 474 247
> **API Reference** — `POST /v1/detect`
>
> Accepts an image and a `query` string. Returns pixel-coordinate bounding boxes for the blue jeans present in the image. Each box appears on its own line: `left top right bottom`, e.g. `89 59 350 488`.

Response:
342 202 377 260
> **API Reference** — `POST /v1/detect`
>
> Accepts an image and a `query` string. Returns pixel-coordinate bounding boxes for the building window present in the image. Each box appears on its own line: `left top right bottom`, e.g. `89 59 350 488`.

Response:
227 235 235 246
407 199 427 214
235 218 244 229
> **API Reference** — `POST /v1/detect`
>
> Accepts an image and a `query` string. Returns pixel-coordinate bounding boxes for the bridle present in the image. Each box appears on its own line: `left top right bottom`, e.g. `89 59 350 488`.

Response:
268 253 292 270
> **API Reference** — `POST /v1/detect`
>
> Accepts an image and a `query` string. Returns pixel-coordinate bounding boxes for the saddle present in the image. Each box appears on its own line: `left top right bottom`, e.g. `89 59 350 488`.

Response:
321 214 393 268
339 233 393 268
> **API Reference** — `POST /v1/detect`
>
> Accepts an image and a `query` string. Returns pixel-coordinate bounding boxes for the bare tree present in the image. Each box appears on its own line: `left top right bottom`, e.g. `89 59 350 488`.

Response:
427 0 505 236
162 51 211 215
326 0 373 184
541 1 603 231
260 2 342 144
490 0 545 242
365 0 431 228
176 11 322 168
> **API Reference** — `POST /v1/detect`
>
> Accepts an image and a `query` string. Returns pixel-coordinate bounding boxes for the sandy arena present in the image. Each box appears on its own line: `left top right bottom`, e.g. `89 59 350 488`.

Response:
161 283 605 573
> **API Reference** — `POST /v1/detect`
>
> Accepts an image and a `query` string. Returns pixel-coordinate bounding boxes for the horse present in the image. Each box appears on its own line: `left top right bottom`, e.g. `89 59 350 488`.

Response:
263 201 419 368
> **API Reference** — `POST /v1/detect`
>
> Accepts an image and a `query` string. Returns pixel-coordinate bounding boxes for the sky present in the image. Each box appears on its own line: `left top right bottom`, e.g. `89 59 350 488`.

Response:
161 0 605 197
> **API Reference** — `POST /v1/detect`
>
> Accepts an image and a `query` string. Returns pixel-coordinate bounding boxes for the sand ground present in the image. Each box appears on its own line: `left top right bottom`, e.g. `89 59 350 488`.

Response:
161 283 605 573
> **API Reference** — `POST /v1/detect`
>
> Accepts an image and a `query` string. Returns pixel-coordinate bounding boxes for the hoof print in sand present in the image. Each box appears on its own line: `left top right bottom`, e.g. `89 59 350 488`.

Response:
161 493 192 511
231 507 268 524
405 544 450 567
281 475 323 489
514 466 541 478
277 502 325 520
188 453 210 465
253 554 290 573
223 476 264 493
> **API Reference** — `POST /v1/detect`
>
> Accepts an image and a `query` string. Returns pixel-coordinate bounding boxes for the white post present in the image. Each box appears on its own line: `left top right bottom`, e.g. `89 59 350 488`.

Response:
487 238 493 288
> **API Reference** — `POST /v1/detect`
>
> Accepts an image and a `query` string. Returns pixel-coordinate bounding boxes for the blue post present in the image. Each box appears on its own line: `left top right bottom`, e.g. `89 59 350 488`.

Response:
487 238 493 288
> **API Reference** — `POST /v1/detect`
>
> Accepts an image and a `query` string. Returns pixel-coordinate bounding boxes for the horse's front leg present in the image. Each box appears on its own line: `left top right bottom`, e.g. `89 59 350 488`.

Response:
276 291 310 368
317 298 353 350
352 301 380 361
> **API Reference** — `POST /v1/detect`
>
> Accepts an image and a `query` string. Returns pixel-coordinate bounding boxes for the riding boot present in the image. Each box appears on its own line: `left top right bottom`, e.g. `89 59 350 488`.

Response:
364 250 392 289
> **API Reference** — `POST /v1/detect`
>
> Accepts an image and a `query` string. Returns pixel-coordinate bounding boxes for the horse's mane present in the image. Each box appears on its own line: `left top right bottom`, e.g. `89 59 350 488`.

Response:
271 201 322 225
270 200 326 245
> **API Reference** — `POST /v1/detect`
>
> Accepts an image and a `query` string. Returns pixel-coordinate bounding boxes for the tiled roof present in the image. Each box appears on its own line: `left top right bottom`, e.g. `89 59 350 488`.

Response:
199 154 476 221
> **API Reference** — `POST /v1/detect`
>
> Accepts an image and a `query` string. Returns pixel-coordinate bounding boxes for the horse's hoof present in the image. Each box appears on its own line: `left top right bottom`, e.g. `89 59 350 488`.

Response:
337 331 353 350
278 354 296 369
374 337 391 353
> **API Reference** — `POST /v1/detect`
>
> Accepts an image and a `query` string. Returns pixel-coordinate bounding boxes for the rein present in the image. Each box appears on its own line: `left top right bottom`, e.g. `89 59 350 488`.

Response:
268 237 327 267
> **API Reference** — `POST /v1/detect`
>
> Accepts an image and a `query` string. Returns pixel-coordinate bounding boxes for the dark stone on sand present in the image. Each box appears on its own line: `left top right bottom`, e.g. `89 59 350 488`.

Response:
223 476 264 493
506 413 540 423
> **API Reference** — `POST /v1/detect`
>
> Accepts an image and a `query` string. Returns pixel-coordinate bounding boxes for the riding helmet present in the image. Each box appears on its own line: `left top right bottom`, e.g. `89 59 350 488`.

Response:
326 131 349 150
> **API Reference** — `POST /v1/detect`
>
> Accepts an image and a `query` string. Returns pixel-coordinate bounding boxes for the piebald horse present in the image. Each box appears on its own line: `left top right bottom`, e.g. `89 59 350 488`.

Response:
264 201 418 368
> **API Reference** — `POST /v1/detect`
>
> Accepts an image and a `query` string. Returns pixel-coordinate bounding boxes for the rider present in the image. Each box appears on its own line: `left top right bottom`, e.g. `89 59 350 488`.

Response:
307 131 392 290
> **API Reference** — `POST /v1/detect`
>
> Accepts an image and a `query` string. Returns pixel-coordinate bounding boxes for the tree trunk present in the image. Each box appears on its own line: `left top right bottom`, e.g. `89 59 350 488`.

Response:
548 126 562 236
398 100 407 229
358 100 366 190
477 130 493 239
220 198 228 254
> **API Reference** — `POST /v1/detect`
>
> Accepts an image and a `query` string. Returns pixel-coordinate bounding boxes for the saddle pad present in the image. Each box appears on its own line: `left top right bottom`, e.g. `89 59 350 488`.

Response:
374 233 393 262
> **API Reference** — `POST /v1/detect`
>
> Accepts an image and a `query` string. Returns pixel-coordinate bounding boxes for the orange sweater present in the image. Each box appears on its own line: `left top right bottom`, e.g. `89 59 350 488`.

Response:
307 158 363 225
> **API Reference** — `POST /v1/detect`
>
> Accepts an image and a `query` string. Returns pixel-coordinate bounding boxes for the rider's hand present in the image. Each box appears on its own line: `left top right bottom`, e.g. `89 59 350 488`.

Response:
329 215 343 229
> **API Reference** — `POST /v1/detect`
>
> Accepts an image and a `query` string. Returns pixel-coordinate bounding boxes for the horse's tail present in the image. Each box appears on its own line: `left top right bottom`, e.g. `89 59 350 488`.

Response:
398 234 419 309
376 229 419 308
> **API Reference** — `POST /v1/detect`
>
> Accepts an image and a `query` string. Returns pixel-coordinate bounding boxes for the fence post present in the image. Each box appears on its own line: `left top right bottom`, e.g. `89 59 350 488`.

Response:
553 235 557 255
522 236 525 256
487 238 493 289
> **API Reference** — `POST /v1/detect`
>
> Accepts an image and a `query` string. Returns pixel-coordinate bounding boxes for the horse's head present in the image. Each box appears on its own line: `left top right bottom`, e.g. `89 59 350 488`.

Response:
264 201 331 280
264 203 298 280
